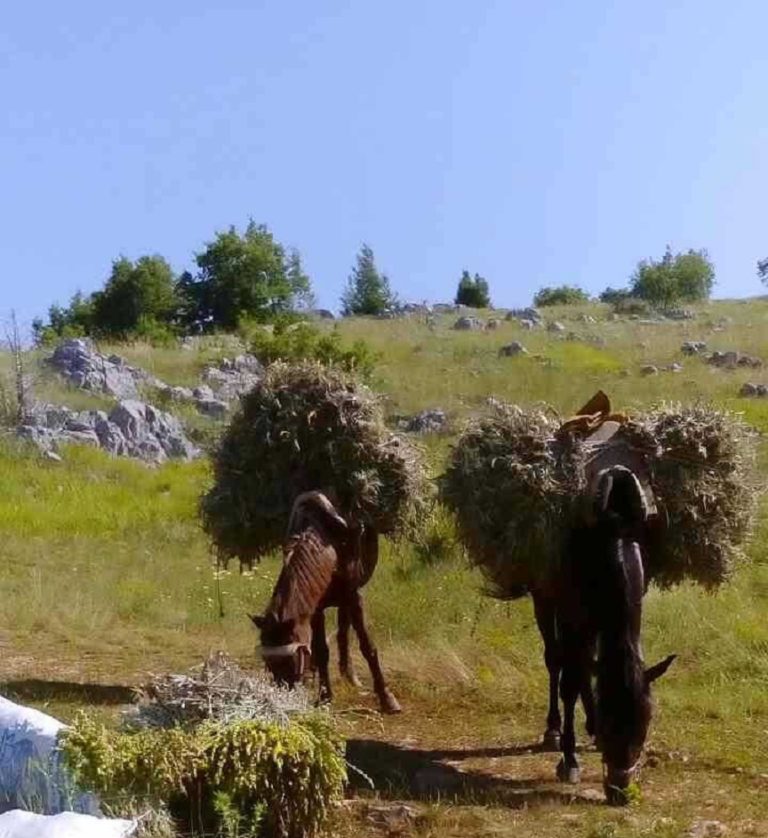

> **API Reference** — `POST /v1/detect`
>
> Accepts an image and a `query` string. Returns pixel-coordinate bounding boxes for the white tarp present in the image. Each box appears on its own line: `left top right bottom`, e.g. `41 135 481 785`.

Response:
0 810 135 838
0 696 98 815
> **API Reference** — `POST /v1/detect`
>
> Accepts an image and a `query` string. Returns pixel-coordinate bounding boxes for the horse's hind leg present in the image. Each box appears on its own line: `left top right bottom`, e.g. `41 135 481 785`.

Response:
533 592 562 750
337 605 363 688
311 610 332 704
349 591 401 714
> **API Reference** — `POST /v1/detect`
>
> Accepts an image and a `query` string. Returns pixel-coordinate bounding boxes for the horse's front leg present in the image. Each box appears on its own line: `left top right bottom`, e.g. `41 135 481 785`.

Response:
337 604 362 688
533 591 562 750
556 643 582 784
311 610 332 704
349 591 401 714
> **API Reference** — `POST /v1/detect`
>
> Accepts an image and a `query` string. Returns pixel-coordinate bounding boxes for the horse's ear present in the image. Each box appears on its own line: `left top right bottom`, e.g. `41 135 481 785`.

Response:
645 654 676 685
250 614 265 630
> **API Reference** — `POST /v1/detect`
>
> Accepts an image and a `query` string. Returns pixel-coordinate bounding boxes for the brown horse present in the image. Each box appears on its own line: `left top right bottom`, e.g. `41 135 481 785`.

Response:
555 465 675 803
250 491 401 714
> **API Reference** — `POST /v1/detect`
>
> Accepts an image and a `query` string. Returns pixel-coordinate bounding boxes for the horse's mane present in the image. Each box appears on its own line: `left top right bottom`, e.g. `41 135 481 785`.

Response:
268 529 337 622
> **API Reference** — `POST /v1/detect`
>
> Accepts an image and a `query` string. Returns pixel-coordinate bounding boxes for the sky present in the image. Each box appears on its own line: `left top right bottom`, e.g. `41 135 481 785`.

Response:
2 1 768 330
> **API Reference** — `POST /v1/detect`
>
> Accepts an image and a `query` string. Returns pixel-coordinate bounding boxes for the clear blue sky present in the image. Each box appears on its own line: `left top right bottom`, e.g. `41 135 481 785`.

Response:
3 1 768 328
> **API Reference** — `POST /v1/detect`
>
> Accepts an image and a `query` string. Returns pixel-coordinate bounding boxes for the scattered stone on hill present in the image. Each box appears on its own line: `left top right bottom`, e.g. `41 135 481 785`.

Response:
485 319 501 330
433 302 459 314
46 338 144 399
682 340 708 355
519 318 537 330
453 316 483 331
666 362 683 373
401 409 448 434
688 820 728 838
16 400 198 463
506 307 543 324
739 382 768 397
619 369 631 377
666 308 696 320
499 341 528 357
576 313 597 323
563 331 606 347
202 354 264 401
547 321 566 333
641 364 659 376
707 351 763 370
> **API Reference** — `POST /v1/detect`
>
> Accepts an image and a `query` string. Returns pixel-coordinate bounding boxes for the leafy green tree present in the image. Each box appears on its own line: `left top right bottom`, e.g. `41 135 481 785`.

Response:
92 255 179 337
757 258 768 285
340 244 397 316
32 291 96 344
630 246 714 306
533 285 590 307
181 221 311 330
455 271 491 307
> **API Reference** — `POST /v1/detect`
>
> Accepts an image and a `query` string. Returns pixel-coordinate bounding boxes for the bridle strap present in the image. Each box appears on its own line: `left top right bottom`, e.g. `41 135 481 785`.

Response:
260 643 310 659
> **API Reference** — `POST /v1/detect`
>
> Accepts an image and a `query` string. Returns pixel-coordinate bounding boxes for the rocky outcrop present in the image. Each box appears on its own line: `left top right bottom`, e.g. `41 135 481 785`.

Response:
45 339 145 399
401 409 448 434
17 400 198 464
707 351 763 369
201 354 264 402
499 341 528 357
453 316 483 331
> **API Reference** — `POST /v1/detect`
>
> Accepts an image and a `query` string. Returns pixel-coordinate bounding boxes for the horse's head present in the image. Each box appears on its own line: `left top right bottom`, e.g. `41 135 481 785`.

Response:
250 612 312 687
600 654 676 804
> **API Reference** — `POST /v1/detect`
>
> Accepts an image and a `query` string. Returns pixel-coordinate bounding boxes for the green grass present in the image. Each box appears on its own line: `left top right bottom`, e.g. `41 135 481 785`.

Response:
1 299 768 836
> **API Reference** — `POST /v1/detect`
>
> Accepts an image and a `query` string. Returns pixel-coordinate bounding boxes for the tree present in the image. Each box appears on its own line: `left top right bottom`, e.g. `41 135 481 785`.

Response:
181 221 312 330
32 291 96 344
340 244 397 316
533 285 590 307
92 255 179 336
757 258 768 285
630 246 714 307
455 271 491 308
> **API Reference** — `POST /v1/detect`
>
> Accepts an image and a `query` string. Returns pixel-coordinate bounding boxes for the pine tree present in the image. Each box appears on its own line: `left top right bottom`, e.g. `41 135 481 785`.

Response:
340 244 397 315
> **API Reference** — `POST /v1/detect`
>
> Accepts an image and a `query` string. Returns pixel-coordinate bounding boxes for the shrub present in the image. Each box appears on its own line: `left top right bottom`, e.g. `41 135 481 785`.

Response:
60 713 346 838
246 321 378 379
533 285 590 307
630 246 714 306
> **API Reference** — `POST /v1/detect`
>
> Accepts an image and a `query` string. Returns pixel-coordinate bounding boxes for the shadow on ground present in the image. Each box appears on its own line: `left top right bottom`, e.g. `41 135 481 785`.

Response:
346 738 603 808
1 679 134 706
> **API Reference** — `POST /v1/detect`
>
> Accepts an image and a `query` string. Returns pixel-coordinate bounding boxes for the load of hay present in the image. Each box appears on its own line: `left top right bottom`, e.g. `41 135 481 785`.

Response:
201 361 429 566
441 396 759 597
60 654 346 838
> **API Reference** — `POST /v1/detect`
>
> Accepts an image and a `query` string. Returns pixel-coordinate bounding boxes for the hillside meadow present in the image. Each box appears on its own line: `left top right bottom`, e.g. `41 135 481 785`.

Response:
1 299 767 837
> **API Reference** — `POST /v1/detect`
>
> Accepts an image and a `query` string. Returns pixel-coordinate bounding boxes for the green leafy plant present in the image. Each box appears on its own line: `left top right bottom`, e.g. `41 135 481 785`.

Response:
533 285 590 307
60 712 346 838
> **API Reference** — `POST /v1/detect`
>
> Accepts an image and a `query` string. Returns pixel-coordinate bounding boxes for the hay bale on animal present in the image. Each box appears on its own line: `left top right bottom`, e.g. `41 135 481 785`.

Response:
201 361 428 567
441 391 759 769
251 491 402 714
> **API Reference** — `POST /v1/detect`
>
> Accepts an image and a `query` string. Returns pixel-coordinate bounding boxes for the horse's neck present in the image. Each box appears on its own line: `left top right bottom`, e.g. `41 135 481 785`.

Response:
269 530 335 621
598 535 645 663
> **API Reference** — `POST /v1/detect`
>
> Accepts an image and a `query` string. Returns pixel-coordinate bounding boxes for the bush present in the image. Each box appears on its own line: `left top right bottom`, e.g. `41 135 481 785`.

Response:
533 285 590 307
60 713 346 838
246 321 378 379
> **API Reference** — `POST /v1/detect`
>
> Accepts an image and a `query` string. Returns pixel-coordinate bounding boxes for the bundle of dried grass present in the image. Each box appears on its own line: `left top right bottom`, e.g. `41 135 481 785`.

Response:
201 362 428 566
125 652 312 730
643 404 759 589
439 403 586 597
442 399 759 597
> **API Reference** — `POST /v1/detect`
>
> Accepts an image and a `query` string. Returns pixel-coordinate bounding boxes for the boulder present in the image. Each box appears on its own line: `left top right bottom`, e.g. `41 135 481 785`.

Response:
403 409 448 434
485 319 501 330
681 341 707 355
640 365 659 376
506 307 542 323
195 398 229 419
202 354 263 401
499 341 528 357
453 316 483 331
547 321 565 333
46 339 141 400
109 400 198 463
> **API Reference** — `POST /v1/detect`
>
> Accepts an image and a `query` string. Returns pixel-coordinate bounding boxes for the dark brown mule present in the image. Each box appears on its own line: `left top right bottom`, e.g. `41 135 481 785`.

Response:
250 491 401 714
555 465 675 803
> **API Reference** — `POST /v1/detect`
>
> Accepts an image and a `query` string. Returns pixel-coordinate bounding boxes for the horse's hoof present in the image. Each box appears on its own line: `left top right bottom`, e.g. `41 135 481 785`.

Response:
604 783 631 806
542 729 561 751
556 758 580 784
379 691 402 714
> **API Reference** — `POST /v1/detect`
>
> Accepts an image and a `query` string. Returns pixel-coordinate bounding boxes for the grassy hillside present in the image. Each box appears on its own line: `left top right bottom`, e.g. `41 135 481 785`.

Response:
1 299 767 837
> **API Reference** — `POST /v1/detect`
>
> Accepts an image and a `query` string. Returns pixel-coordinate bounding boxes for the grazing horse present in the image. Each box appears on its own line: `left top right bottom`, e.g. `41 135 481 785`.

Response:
250 491 401 714
555 465 675 803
